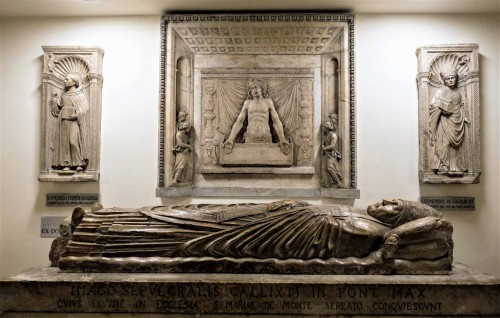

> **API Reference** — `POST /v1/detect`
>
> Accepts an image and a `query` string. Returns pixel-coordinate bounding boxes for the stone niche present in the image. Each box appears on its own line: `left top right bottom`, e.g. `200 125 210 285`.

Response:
39 46 104 182
157 14 359 198
417 44 480 184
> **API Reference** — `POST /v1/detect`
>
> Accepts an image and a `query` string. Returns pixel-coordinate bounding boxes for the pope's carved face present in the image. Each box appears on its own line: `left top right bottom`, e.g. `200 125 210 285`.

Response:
250 84 263 99
444 75 457 88
64 76 76 88
367 199 401 220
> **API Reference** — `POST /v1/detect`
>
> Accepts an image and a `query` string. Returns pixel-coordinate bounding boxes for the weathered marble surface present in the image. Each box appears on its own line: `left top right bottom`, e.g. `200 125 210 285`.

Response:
52 199 452 275
417 44 480 184
0 264 499 316
158 13 358 198
39 46 104 182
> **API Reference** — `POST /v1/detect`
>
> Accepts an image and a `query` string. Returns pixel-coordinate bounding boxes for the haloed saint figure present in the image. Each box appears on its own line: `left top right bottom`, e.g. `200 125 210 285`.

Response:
50 72 90 172
429 64 470 177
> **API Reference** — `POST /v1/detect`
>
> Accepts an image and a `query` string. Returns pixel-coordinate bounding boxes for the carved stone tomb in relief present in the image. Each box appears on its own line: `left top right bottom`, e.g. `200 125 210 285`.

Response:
39 46 104 182
50 199 454 274
158 14 358 198
417 44 480 184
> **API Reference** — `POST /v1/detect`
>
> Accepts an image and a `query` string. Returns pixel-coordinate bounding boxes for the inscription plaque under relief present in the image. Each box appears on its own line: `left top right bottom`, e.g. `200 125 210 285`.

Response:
46 193 99 207
420 197 475 211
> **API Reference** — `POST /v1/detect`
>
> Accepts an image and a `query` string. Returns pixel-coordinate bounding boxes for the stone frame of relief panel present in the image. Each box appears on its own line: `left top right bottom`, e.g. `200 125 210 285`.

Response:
157 14 359 198
39 46 104 182
417 44 480 184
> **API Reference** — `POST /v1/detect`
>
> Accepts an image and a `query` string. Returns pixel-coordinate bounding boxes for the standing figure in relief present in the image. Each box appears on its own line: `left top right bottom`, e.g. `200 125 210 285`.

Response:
50 73 89 172
429 64 470 176
322 116 342 187
172 122 192 184
222 78 290 155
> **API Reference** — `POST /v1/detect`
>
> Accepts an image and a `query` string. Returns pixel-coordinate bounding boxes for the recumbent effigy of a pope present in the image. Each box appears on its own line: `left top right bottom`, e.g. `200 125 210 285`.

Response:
50 198 453 275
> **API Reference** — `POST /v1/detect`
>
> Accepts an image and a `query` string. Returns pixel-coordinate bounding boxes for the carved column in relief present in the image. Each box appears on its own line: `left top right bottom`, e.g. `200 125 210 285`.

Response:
202 80 218 166
324 58 339 115
176 57 190 116
297 80 313 165
39 46 104 182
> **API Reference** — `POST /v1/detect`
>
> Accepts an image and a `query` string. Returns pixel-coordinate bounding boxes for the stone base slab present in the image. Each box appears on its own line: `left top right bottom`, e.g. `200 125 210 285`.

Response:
1 264 499 316
419 171 480 184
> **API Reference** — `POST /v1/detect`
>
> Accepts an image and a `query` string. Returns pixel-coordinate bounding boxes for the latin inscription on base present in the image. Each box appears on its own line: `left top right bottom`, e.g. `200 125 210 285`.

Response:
1 266 499 316
420 197 475 211
30 283 477 315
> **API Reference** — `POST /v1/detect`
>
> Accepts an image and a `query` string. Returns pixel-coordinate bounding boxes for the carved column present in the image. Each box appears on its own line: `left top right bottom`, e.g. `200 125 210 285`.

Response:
202 80 218 166
297 79 313 165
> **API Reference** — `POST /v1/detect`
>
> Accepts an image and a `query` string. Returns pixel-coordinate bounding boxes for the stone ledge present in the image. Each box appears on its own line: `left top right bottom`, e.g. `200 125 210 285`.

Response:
0 264 498 316
200 166 315 174
39 172 99 182
157 187 360 199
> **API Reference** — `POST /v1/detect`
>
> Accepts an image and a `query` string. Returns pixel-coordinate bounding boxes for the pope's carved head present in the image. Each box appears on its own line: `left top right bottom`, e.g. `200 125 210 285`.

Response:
440 64 458 89
367 199 441 227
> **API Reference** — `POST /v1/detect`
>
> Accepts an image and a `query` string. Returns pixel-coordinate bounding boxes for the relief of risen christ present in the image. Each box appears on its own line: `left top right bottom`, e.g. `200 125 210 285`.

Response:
222 78 290 155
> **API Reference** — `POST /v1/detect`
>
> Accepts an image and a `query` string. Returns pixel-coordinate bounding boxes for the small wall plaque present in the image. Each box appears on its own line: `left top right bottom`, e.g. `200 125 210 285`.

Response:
420 197 475 211
46 193 98 207
41 216 66 238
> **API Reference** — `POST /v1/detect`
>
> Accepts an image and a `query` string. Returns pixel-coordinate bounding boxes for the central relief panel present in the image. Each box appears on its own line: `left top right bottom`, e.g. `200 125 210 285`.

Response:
200 70 313 172
158 14 358 198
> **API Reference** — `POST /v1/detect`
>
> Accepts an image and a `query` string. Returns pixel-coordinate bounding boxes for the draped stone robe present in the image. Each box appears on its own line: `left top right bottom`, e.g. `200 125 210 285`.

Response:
429 86 467 173
52 90 90 168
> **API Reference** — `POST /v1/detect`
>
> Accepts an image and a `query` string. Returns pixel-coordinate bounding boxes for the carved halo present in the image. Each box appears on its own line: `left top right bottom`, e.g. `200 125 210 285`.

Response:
52 56 91 86
428 53 470 88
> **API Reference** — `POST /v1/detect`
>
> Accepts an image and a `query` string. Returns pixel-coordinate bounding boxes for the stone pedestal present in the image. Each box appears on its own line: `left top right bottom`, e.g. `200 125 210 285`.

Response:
0 264 498 316
219 143 293 167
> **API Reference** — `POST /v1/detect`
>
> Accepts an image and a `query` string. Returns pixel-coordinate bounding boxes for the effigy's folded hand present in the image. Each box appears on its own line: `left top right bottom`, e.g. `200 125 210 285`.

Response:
367 199 453 263
380 216 453 262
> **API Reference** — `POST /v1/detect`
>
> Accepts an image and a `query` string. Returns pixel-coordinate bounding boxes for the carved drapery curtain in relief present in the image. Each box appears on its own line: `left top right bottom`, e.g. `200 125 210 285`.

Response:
202 78 312 167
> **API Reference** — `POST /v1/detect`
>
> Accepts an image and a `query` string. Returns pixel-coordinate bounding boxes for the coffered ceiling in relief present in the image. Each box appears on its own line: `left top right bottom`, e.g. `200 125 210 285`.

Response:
171 22 343 55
